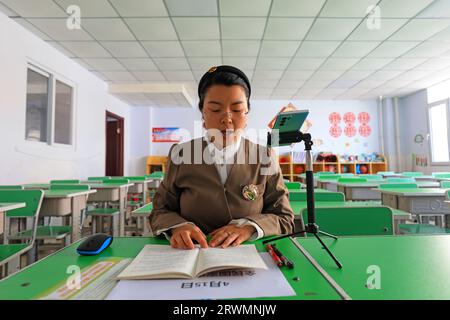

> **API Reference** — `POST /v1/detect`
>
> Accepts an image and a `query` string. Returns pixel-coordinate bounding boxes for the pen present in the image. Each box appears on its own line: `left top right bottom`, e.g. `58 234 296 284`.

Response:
265 244 283 267
272 244 294 269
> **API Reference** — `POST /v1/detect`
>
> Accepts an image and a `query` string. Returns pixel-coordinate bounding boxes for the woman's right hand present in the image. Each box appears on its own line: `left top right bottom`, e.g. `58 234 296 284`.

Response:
170 224 209 250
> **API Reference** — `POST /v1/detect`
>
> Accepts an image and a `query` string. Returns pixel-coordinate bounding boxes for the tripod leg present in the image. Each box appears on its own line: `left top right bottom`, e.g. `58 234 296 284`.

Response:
318 230 339 240
313 233 343 269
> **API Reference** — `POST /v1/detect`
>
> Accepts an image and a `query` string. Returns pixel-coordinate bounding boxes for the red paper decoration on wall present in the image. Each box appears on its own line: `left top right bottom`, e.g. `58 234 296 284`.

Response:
329 125 342 138
343 112 356 125
359 124 372 137
358 112 370 124
328 112 341 125
344 125 356 137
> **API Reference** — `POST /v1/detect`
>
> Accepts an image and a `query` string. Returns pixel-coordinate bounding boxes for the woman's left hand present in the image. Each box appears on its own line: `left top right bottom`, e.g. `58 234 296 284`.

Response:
209 224 256 248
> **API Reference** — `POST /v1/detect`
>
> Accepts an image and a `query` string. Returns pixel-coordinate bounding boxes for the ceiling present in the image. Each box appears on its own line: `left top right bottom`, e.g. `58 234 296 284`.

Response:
2 0 450 106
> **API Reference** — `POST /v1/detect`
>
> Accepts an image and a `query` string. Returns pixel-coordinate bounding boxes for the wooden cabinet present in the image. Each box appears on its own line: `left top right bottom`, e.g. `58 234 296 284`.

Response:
146 156 168 175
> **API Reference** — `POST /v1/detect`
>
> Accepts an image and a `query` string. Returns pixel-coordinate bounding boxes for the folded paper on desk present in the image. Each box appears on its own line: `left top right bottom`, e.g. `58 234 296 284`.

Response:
116 244 268 280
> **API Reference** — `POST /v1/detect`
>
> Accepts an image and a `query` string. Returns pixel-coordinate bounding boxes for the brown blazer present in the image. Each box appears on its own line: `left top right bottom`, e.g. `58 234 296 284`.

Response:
149 137 299 236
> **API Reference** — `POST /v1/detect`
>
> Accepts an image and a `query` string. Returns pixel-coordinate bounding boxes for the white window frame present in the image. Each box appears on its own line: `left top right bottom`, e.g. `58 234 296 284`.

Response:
427 98 450 166
25 63 77 150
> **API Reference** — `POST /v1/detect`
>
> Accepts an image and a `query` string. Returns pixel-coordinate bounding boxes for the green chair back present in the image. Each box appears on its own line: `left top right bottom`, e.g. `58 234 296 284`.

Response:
433 173 450 179
0 186 23 190
300 206 394 236
386 177 416 183
122 176 146 181
146 171 164 179
359 174 383 180
285 182 302 190
440 181 450 188
0 190 44 218
379 183 418 189
50 180 80 184
446 190 450 200
337 177 368 183
103 178 130 184
88 176 111 181
49 184 90 191
401 172 423 177
290 192 345 202
318 175 342 181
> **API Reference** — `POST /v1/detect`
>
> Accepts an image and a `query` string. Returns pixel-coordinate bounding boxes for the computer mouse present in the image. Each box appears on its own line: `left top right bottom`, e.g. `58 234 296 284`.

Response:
76 233 113 256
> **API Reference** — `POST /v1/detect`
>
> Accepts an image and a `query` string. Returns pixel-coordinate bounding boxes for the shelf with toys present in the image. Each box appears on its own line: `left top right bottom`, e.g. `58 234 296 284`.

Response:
278 151 388 181
339 153 388 175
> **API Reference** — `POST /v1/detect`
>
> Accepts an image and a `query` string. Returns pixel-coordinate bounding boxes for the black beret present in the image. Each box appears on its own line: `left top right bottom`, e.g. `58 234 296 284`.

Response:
197 65 251 99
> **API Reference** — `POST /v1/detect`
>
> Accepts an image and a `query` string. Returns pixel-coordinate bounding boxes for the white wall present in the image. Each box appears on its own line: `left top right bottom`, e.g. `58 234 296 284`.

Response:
149 99 380 158
0 12 133 184
129 107 151 176
398 89 450 174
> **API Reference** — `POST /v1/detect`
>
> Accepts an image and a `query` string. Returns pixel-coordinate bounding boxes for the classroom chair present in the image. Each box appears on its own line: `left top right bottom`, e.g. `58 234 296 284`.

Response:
299 206 394 236
378 183 419 189
441 181 450 188
85 179 130 236
399 223 450 235
0 186 24 190
401 172 424 177
0 190 44 277
337 177 368 183
290 191 345 202
432 173 450 179
10 184 90 256
386 177 416 183
87 176 111 181
285 182 302 190
359 174 383 180
50 180 80 184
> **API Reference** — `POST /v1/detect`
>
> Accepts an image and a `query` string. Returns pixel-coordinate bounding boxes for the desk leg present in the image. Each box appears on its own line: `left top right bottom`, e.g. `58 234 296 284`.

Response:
70 196 84 242
143 182 148 204
118 187 128 237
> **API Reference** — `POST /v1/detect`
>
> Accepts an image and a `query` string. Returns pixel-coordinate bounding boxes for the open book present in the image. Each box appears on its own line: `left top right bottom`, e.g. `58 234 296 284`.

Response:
116 244 268 280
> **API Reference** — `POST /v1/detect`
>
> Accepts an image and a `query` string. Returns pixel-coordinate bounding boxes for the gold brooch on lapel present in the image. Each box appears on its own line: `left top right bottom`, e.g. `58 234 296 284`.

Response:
242 184 258 201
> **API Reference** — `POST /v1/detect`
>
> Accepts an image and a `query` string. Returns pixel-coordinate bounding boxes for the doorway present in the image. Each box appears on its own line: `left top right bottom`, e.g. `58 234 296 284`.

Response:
105 111 124 176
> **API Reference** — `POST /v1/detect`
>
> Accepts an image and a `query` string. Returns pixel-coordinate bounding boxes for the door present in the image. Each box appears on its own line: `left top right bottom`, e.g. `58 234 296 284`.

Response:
106 111 124 176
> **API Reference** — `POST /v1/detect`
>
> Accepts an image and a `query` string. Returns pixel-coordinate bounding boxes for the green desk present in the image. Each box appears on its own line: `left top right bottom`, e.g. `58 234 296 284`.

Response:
376 188 450 228
40 190 96 242
1 203 26 239
399 223 450 235
0 237 344 300
336 181 440 201
294 235 450 299
83 182 134 237
290 201 410 234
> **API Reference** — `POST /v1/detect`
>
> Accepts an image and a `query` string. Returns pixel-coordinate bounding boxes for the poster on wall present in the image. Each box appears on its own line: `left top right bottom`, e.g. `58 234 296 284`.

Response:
152 127 182 143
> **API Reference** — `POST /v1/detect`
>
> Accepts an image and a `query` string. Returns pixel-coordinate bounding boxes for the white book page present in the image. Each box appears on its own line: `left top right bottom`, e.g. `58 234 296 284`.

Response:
117 245 199 279
195 244 267 277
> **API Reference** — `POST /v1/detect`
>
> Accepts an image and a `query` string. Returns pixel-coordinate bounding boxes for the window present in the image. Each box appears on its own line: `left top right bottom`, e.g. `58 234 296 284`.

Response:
427 79 450 104
25 65 74 146
428 101 450 163
25 68 49 142
54 80 73 145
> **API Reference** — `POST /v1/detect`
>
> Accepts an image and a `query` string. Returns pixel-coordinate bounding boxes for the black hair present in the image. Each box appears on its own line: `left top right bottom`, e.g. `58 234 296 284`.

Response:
198 71 251 112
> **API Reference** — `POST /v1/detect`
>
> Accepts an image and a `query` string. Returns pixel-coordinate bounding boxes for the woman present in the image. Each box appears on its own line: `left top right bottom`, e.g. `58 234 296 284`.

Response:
149 65 298 250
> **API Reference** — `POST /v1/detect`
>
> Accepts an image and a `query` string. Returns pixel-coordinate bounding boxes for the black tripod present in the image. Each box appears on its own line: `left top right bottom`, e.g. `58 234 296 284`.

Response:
265 131 343 269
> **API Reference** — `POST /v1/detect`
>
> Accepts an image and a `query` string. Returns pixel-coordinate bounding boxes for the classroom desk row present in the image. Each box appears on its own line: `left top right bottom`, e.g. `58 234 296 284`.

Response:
132 199 411 235
1 234 449 300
